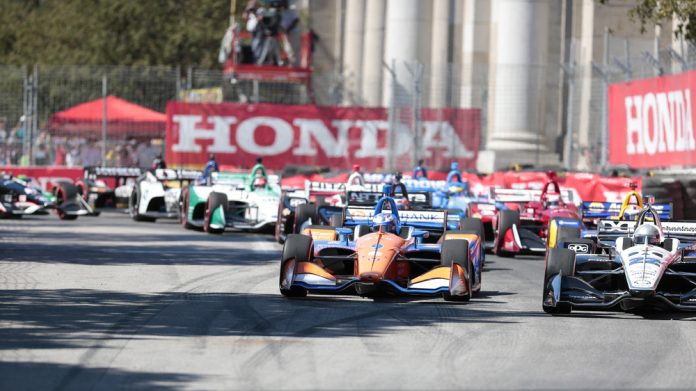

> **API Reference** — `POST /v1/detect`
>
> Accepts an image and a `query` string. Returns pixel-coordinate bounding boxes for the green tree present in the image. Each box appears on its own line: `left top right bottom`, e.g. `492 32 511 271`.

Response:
0 0 229 68
607 0 696 43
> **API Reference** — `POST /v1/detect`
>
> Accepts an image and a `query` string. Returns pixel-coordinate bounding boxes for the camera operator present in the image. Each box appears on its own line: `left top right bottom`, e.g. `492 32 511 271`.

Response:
246 0 286 65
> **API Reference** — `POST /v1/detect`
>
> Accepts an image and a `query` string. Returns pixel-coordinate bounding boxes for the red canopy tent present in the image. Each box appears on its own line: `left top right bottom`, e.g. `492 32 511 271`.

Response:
48 96 166 139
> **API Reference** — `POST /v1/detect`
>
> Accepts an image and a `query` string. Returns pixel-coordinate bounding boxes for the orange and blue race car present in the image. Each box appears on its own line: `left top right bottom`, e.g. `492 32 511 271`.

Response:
278 186 484 301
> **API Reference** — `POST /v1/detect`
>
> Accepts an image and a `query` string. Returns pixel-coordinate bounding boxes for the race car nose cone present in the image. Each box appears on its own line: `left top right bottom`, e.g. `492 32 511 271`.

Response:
360 272 383 282
630 289 656 299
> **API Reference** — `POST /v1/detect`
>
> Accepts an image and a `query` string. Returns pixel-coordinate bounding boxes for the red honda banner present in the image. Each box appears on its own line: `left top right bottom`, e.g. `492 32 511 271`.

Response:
165 102 481 171
608 70 696 168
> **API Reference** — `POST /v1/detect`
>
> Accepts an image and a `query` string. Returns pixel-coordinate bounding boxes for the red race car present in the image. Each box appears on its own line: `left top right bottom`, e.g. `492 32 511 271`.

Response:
490 179 582 257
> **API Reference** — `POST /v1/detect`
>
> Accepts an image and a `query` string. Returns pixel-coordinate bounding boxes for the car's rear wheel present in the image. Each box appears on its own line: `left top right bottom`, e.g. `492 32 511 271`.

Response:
130 184 156 222
330 213 344 227
293 203 320 233
548 218 581 249
280 234 312 297
542 248 575 314
55 182 79 220
495 209 520 257
180 187 194 229
440 238 472 302
204 192 227 234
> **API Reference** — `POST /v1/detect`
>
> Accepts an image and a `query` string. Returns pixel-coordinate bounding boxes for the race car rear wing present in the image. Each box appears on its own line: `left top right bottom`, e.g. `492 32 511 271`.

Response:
597 219 696 243
583 201 672 220
490 188 578 205
84 166 143 179
345 189 431 208
343 207 449 231
305 180 346 197
84 167 203 181
402 179 447 192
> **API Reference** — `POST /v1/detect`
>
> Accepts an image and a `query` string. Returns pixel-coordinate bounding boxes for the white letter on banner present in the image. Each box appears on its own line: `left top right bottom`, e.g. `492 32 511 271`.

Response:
292 119 350 157
171 115 237 153
236 116 293 155
354 120 389 157
625 96 643 154
657 92 674 152
642 93 659 155
421 121 474 158
685 89 696 151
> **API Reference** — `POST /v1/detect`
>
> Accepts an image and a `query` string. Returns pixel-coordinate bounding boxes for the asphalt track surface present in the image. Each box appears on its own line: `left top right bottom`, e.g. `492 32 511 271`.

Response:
1 213 696 391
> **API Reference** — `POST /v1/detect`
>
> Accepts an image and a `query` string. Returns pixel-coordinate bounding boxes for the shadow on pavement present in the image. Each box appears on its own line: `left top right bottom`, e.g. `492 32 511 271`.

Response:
0 288 534 352
0 361 197 391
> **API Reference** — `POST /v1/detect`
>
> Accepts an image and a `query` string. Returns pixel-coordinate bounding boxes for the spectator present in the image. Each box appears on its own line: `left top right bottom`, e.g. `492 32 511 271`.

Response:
135 139 159 169
54 143 67 166
80 141 101 167
34 144 49 165
281 0 300 66
0 117 7 144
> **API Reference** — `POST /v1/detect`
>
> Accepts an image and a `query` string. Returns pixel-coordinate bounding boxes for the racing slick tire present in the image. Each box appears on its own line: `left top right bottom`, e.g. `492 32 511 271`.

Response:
460 217 485 241
55 182 79 220
294 203 320 233
204 192 227 234
179 187 194 230
495 209 520 258
440 238 472 302
542 248 575 315
279 234 312 297
548 218 581 249
130 183 156 222
459 217 486 266
330 213 344 228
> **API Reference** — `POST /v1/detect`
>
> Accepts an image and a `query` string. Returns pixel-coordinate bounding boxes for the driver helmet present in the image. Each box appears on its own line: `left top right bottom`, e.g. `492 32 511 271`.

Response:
372 213 396 233
633 223 661 245
543 193 561 207
448 182 466 195
253 176 267 189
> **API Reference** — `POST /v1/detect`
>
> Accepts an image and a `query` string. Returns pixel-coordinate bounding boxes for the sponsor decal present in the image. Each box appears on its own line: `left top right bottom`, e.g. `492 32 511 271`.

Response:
557 219 581 227
567 243 589 253
609 70 696 168
588 202 606 213
166 102 481 170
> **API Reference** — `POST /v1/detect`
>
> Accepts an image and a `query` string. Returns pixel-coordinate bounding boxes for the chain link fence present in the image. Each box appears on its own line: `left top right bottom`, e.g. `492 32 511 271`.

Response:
1 40 695 171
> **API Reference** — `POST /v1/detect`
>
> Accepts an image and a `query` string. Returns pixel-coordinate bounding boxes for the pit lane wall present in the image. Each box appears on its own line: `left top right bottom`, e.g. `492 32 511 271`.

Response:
608 69 696 168
164 102 481 171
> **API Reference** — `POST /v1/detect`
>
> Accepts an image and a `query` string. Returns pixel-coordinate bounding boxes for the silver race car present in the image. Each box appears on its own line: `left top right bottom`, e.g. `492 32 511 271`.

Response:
543 197 696 314
129 169 199 222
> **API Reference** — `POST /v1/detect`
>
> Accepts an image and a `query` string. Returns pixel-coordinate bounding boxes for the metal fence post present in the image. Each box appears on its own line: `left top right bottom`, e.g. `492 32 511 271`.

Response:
562 62 575 170
383 59 397 171
31 64 38 166
102 74 108 167
406 61 423 168
592 63 609 168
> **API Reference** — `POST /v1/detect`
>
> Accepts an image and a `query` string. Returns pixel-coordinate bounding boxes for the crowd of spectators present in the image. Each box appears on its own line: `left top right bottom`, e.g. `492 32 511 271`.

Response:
0 116 163 169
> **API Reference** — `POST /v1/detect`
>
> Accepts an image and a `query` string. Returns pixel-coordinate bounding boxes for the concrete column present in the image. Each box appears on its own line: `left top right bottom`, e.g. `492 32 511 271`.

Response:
382 0 421 107
361 0 386 107
460 0 490 108
342 0 365 105
576 0 594 152
428 0 450 108
478 0 553 172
